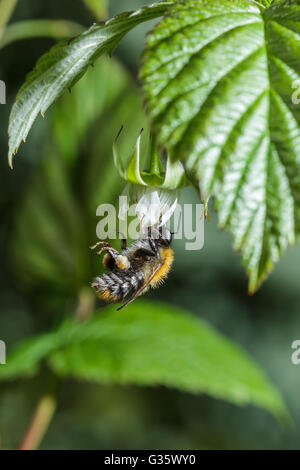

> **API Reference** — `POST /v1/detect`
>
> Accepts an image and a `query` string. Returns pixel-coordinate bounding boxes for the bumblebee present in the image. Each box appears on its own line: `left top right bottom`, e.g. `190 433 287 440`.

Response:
90 226 174 310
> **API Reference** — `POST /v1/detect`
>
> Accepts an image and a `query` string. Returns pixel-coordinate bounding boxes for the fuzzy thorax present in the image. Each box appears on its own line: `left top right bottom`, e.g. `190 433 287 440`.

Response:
150 247 174 287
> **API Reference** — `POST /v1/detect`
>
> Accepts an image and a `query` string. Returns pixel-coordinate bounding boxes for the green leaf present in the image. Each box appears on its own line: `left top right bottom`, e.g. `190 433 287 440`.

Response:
0 0 18 32
8 2 171 167
82 0 108 20
0 300 288 420
0 19 84 49
141 0 300 292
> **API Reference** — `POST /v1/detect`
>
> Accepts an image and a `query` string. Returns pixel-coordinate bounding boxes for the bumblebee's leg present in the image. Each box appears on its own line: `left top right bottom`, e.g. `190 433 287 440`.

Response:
90 241 119 257
90 241 114 253
116 231 127 251
115 254 130 270
103 252 115 270
146 237 159 256
103 249 130 270
90 241 130 270
121 237 127 251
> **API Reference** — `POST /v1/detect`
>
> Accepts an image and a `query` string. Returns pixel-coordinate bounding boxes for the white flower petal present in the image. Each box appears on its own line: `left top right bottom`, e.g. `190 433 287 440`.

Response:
136 190 161 227
158 189 176 209
158 189 178 225
119 184 179 229
160 195 178 226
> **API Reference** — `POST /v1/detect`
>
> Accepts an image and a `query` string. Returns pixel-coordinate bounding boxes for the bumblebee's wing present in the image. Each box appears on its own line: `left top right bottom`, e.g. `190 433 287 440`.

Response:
117 262 162 311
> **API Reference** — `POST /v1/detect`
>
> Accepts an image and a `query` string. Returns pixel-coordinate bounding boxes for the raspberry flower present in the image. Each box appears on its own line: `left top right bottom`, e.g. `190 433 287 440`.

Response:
113 128 187 228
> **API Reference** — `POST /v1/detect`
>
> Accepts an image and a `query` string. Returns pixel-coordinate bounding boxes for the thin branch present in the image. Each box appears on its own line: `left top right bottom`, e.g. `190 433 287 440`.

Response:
19 395 56 450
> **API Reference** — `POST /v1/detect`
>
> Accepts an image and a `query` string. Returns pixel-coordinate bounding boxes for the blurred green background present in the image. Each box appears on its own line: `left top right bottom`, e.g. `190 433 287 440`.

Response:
0 0 300 450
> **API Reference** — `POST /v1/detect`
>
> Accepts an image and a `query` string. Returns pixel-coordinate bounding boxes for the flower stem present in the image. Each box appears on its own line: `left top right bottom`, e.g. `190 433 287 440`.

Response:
19 394 57 450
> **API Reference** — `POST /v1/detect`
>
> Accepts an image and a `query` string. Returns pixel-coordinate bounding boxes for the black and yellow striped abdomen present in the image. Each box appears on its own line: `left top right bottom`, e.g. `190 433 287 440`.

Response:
92 268 145 303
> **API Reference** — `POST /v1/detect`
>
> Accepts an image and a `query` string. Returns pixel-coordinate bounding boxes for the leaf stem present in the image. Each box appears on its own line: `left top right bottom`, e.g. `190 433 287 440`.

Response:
0 19 84 50
0 0 18 32
75 286 95 322
18 395 57 450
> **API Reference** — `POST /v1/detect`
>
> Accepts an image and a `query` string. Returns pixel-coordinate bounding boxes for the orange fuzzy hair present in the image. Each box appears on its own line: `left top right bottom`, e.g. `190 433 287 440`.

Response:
97 288 118 303
150 247 174 288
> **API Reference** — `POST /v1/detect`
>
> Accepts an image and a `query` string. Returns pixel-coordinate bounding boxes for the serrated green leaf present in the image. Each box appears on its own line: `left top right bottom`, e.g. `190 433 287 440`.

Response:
8 2 171 167
0 300 288 420
141 0 300 292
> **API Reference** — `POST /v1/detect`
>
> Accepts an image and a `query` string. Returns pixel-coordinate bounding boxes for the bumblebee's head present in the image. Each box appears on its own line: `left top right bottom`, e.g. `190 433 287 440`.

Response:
147 225 172 247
